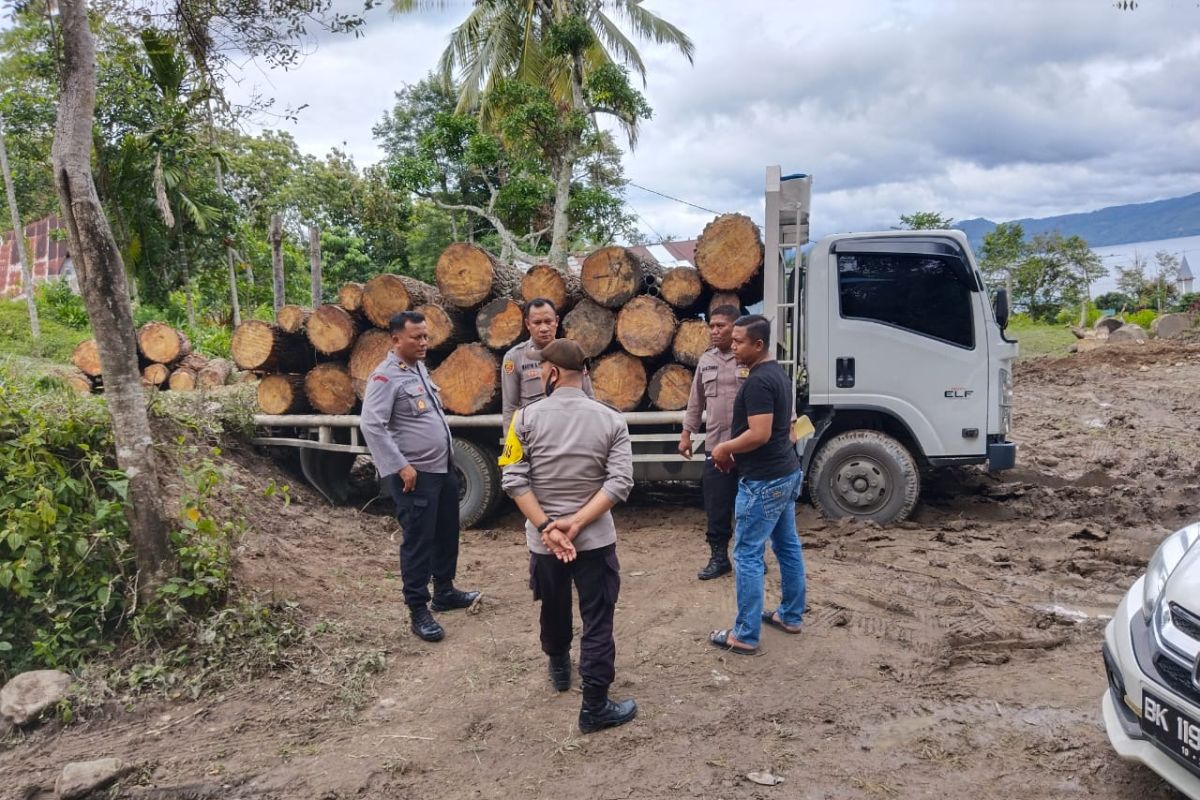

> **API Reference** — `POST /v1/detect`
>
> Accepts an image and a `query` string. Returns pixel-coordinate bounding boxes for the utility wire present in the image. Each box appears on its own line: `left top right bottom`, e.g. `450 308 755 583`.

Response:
627 181 723 216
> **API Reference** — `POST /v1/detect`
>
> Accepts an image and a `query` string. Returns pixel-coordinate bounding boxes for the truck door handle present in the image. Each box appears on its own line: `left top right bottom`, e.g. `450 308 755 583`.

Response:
836 357 855 388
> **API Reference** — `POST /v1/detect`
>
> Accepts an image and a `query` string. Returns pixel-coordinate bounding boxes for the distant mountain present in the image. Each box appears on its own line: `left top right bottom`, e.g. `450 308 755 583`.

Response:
955 192 1200 251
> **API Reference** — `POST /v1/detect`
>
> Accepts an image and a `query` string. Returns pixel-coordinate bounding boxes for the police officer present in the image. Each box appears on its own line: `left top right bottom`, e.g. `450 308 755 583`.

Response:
500 339 637 734
361 310 480 643
501 298 593 433
678 305 746 580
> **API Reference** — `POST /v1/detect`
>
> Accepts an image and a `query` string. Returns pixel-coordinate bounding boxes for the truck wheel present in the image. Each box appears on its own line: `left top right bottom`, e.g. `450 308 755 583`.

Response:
453 439 502 529
809 431 920 525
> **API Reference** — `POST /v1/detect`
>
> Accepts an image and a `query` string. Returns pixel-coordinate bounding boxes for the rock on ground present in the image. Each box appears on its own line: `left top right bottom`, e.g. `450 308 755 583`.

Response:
1094 317 1123 336
0 670 71 726
1151 312 1195 340
1107 323 1148 344
56 758 127 799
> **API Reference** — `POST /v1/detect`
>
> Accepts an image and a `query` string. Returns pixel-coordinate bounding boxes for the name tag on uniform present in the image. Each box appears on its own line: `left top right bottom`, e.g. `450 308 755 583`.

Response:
523 369 540 379
416 399 427 411
738 367 750 379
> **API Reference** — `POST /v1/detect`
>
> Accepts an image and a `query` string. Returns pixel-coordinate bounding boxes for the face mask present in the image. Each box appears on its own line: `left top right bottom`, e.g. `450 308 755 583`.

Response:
544 368 559 397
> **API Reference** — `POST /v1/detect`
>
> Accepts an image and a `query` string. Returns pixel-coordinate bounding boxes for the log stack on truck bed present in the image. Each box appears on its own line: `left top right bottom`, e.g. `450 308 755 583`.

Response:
70 323 243 395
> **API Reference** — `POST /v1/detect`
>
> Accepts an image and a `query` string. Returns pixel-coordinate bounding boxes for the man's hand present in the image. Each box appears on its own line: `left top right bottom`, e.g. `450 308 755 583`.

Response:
710 441 734 471
545 515 583 543
542 529 577 562
677 431 693 460
398 465 417 492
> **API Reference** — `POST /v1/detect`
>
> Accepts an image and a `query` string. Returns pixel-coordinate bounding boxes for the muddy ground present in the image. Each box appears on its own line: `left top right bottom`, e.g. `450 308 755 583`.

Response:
5 341 1200 799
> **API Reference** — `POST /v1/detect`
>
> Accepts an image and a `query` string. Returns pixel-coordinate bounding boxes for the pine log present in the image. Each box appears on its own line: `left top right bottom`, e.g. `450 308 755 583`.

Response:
198 358 233 388
304 362 357 415
590 352 646 412
349 328 393 399
276 304 311 334
430 343 500 415
562 299 615 359
436 243 523 309
137 322 191 365
672 318 711 367
649 364 694 411
475 297 526 351
419 303 468 352
307 304 360 356
52 365 94 395
660 266 705 310
615 295 677 358
231 320 313 373
708 292 744 318
361 274 442 329
141 363 169 387
168 367 198 392
338 282 364 312
580 246 663 308
257 373 311 414
71 338 102 377
521 264 581 313
695 213 764 291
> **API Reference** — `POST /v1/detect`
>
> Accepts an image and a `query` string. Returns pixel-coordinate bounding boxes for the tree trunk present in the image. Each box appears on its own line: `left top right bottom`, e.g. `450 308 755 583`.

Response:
521 263 581 313
338 282 364 313
648 363 694 411
270 212 284 316
304 362 357 415
695 213 764 292
137 322 191 364
590 351 646 412
429 343 500 415
226 247 241 328
475 297 525 350
672 318 710 367
435 243 522 309
141 362 170 387
230 320 313 373
0 113 39 339
309 225 321 308
168 366 198 392
562 299 615 358
72 338 103 376
53 0 174 598
420 302 468 352
348 328 393 399
276 304 311 334
361 273 442 328
547 152 574 270
615 295 677 357
306 304 360 356
197 358 232 388
659 266 705 311
257 373 310 414
580 246 663 308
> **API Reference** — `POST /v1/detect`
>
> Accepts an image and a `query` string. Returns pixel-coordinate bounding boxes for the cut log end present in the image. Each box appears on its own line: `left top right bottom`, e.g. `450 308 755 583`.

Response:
660 267 705 310
435 243 521 309
708 292 744 318
361 274 413 328
304 363 357 415
276 305 311 334
168 367 198 392
307 304 359 356
695 213 764 291
419 303 466 352
141 363 170 387
672 318 711 367
198 358 232 388
649 364 694 411
231 321 312 373
338 282 364 312
349 328 393 399
562 299 615 359
521 264 580 312
430 343 500 415
590 352 646 412
138 322 192 365
257 374 311 414
615 295 677 358
476 297 526 350
581 247 661 309
72 338 102 377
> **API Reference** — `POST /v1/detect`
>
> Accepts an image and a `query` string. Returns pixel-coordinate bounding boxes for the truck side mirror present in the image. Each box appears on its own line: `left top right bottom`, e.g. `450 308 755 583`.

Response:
993 289 1010 329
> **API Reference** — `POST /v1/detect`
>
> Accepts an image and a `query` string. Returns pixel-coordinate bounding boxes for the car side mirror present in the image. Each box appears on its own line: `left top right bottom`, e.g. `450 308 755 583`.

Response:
993 289 1010 330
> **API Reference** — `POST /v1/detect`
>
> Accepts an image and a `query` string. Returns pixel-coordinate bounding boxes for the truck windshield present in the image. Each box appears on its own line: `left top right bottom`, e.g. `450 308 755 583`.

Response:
837 254 975 349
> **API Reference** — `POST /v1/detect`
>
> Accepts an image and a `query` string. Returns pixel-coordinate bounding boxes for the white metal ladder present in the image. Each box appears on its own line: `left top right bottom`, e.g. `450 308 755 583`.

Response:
762 165 812 416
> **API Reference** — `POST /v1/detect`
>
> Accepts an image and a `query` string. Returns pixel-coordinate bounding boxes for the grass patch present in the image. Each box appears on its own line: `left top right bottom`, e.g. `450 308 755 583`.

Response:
1007 319 1075 360
0 297 90 363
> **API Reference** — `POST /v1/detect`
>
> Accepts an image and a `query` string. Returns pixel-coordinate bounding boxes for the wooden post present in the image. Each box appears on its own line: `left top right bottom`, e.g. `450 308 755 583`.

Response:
309 225 321 308
270 213 284 316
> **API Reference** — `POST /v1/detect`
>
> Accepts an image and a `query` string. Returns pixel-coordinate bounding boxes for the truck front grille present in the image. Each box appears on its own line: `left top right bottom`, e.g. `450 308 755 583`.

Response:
1170 602 1200 642
1154 654 1200 706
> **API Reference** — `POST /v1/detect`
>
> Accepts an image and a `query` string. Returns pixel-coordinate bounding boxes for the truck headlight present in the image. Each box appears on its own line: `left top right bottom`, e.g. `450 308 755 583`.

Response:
1142 523 1200 622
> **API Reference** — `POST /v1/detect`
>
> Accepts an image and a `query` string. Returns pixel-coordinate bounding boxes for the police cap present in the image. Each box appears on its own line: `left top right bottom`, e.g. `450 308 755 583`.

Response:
540 338 587 372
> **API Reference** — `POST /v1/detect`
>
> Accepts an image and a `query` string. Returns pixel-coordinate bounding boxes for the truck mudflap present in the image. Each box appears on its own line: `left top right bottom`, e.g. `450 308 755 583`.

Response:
987 440 1017 472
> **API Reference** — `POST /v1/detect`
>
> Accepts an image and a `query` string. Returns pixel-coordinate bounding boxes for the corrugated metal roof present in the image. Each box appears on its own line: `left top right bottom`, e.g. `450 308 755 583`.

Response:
1 214 70 297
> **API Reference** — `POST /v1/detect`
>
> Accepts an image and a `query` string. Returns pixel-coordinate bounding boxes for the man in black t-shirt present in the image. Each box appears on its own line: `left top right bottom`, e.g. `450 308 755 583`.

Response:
708 315 806 656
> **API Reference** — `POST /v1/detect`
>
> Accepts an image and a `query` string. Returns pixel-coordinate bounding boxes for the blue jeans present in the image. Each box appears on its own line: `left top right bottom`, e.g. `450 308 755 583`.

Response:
731 468 806 648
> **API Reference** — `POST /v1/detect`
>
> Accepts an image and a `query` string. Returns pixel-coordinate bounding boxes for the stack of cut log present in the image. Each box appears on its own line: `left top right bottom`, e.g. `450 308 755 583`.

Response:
67 322 242 395
238 212 765 416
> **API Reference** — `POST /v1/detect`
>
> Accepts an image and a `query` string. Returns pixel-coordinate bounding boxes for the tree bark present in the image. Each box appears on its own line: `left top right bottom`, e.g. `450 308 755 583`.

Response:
0 112 40 339
309 225 321 308
547 152 574 270
197 358 232 388
52 0 175 598
270 212 284 316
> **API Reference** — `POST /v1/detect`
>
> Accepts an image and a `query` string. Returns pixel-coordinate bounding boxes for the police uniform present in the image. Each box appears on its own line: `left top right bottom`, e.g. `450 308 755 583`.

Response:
500 340 635 731
500 340 594 433
360 351 469 621
683 346 748 576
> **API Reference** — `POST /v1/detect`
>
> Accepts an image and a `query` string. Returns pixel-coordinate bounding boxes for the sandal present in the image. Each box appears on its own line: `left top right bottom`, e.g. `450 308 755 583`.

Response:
709 629 759 656
762 611 803 634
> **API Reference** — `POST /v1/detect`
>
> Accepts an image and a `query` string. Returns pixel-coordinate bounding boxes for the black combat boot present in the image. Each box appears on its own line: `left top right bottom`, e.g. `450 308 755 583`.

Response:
409 605 445 642
548 653 572 692
431 583 481 612
578 683 637 734
697 543 732 580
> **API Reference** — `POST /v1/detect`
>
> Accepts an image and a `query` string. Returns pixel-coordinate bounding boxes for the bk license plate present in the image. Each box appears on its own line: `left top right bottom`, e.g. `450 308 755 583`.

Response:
1142 690 1200 770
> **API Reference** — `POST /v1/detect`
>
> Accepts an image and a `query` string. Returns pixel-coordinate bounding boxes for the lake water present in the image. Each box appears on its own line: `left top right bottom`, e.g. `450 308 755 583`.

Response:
1090 235 1200 295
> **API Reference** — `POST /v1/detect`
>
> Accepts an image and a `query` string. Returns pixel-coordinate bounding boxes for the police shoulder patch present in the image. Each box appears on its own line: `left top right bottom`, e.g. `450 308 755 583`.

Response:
372 374 389 383
737 367 750 379
503 359 515 374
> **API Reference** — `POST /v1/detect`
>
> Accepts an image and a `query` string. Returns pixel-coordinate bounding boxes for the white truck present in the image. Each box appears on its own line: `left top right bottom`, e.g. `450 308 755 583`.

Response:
252 166 1018 526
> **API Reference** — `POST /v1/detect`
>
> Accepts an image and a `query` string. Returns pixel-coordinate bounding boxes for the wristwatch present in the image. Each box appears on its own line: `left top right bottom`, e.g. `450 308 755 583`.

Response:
536 518 553 533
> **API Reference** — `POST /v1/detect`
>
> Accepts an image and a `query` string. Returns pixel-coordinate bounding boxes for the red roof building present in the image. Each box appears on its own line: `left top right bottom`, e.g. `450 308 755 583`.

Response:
1 214 71 297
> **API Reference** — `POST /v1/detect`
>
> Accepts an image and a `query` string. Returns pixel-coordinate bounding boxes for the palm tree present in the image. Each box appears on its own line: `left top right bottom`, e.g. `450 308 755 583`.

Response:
393 0 693 266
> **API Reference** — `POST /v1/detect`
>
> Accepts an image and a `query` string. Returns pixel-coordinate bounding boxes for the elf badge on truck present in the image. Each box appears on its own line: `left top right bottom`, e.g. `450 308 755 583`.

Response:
252 166 1017 527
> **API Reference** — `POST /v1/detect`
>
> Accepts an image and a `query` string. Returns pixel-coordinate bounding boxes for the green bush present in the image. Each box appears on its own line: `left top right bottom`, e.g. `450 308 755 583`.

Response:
35 282 90 330
1125 309 1158 329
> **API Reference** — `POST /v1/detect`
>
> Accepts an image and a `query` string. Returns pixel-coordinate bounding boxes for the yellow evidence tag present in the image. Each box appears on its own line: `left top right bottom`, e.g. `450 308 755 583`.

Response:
792 414 815 441
498 417 524 466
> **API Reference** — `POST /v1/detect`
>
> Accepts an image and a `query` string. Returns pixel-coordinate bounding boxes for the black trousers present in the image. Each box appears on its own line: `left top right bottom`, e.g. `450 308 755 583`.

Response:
385 471 461 608
702 458 738 549
529 544 620 691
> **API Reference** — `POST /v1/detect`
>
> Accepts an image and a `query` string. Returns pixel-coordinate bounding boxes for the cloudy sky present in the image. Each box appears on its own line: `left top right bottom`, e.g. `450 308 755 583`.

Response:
225 0 1200 244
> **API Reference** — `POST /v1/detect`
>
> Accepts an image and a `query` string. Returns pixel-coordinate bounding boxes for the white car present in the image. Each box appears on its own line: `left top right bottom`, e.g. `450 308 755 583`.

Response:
1104 522 1200 799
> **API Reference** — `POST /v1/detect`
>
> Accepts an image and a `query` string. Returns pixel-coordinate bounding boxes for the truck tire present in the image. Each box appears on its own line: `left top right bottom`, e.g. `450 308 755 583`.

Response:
453 438 502 529
809 430 920 525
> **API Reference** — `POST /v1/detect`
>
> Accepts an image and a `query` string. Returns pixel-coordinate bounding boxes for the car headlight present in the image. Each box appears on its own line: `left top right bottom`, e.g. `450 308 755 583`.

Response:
1142 522 1200 622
